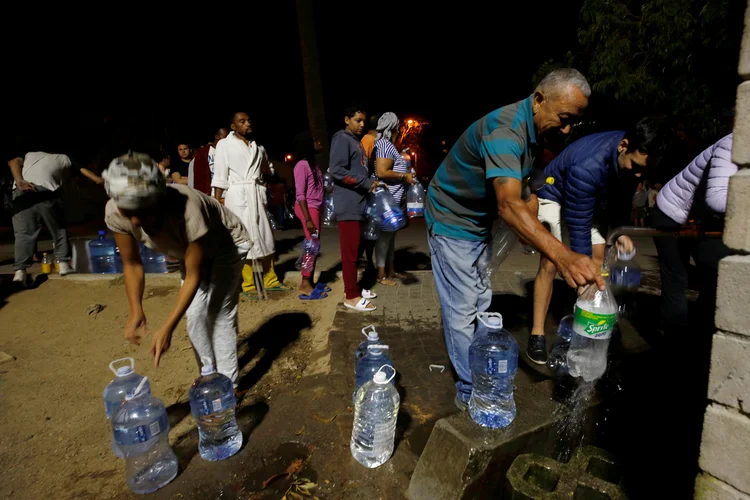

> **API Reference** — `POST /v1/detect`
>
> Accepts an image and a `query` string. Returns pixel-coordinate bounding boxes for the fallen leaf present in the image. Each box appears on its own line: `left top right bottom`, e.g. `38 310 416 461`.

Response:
285 458 304 475
311 411 337 423
288 492 304 500
262 473 287 489
296 425 305 436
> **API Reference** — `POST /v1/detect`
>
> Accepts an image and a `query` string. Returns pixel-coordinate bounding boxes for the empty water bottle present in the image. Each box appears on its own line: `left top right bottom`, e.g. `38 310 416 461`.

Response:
609 248 640 318
362 198 380 241
406 183 425 218
354 325 381 371
90 230 120 274
322 193 336 227
140 244 168 274
568 275 618 382
546 313 575 376
374 188 405 231
189 357 242 461
112 378 178 494
103 358 151 458
469 313 518 429
492 221 519 268
323 172 334 193
267 207 279 230
350 365 400 468
354 344 394 401
296 233 321 274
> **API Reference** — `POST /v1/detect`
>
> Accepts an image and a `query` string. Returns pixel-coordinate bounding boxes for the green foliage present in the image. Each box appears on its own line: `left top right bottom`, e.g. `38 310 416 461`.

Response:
535 0 745 138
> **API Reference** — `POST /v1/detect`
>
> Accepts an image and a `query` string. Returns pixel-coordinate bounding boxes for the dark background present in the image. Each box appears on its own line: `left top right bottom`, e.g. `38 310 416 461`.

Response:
4 2 583 168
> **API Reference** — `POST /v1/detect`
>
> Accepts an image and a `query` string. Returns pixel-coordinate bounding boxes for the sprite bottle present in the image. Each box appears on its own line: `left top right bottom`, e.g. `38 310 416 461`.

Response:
567 273 617 382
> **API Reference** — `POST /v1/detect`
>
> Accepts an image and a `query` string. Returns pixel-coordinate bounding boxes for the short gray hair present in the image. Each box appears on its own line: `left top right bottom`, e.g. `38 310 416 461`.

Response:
535 68 591 99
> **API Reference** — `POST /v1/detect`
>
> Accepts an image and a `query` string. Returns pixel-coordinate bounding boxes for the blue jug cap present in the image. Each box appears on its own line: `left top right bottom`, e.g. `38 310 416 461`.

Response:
200 356 216 376
116 366 133 376
477 312 503 330
98 230 106 236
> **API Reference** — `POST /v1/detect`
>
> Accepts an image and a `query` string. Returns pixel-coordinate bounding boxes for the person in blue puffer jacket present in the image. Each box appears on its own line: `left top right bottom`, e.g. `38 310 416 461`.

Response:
527 117 669 364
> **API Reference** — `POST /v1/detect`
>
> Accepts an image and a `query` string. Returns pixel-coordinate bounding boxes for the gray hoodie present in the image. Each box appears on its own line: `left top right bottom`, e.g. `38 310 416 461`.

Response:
328 129 374 221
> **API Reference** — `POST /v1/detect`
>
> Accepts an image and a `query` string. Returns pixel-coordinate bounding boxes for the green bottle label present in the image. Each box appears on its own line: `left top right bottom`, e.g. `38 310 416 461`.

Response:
574 306 615 339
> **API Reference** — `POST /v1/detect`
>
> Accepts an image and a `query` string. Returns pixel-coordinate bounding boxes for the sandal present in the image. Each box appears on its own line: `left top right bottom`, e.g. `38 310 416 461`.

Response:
377 278 397 286
315 282 332 293
242 291 260 301
344 298 377 312
299 288 328 300
265 284 294 292
361 289 377 299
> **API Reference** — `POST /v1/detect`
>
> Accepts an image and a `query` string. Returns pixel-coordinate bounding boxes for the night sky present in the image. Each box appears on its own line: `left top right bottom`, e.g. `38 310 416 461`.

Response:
4 1 582 167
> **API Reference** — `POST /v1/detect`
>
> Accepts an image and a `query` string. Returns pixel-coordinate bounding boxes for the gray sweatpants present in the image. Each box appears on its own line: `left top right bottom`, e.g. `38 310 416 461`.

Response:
12 189 71 271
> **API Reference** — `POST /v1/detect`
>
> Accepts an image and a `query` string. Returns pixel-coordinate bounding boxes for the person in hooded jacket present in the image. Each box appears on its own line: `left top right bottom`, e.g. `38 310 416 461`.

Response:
528 117 669 364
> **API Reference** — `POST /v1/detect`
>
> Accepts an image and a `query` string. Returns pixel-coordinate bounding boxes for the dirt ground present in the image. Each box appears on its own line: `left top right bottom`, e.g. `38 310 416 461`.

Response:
0 273 340 500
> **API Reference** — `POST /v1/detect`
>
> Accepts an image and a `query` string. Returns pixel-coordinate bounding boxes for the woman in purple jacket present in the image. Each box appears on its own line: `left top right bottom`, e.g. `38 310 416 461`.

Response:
653 134 736 335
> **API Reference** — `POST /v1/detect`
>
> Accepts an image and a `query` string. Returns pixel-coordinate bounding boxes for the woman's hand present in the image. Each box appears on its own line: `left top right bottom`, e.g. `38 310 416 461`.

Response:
124 312 147 345
404 173 416 185
150 325 174 368
370 181 382 193
306 219 317 236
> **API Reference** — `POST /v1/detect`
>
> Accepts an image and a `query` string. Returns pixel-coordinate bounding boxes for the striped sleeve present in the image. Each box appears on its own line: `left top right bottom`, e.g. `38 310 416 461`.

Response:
480 127 525 181
375 139 399 161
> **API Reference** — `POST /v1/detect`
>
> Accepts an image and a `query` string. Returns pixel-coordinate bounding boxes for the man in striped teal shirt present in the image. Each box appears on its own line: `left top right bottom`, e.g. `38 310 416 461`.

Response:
426 69 605 409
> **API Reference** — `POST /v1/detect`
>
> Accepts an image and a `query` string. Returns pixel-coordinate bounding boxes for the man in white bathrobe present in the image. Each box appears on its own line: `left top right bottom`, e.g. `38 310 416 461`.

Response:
212 112 289 295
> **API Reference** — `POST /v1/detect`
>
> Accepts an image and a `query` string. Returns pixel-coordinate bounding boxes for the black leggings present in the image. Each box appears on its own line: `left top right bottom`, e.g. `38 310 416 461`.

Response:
652 207 730 335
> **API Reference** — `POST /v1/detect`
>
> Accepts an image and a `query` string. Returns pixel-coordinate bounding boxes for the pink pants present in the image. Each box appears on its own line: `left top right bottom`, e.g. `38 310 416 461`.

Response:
294 203 321 279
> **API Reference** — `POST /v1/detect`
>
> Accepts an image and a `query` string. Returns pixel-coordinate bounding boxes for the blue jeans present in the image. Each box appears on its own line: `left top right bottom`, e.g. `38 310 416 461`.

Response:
428 230 491 403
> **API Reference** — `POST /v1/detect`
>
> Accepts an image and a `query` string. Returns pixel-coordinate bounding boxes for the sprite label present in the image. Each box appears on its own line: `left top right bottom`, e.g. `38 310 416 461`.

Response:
574 306 615 339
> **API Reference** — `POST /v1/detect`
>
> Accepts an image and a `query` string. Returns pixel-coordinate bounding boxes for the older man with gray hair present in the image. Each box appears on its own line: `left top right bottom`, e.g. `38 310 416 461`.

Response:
425 68 605 410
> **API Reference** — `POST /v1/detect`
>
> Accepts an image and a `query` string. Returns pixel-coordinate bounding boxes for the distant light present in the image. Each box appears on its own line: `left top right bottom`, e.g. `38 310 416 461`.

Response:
285 154 292 161
407 119 413 125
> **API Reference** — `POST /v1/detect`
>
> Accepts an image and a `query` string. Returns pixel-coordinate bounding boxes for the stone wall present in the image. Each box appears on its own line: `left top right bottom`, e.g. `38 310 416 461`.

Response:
695 3 750 499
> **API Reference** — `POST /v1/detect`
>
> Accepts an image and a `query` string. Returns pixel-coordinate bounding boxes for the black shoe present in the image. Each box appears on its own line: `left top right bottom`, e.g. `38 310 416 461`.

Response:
526 334 548 365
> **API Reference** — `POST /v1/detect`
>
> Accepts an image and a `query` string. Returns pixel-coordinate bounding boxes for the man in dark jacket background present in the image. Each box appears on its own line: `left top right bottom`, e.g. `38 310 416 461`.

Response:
527 117 669 364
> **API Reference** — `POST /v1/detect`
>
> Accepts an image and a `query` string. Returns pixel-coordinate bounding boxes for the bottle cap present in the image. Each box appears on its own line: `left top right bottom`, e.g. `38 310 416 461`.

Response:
98 230 106 236
116 366 134 376
200 356 216 376
546 177 555 185
477 312 503 330
618 248 636 260
362 325 379 341
373 364 396 384
109 357 135 377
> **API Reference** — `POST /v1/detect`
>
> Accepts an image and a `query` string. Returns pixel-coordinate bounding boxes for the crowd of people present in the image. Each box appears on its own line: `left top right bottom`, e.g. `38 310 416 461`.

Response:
6 68 736 410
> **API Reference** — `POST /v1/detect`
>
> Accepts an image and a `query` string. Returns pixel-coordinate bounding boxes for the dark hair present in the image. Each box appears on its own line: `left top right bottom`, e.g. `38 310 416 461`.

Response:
367 114 380 131
293 131 321 185
176 142 190 149
624 116 670 157
344 103 367 119
230 111 249 125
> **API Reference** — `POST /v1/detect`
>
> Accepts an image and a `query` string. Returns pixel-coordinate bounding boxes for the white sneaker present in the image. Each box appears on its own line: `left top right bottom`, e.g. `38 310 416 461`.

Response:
13 270 27 283
59 262 74 276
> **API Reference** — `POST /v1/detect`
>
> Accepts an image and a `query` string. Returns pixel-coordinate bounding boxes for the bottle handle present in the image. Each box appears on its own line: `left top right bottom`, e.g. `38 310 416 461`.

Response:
476 312 503 329
200 356 213 368
109 357 135 376
361 325 377 339
377 364 397 384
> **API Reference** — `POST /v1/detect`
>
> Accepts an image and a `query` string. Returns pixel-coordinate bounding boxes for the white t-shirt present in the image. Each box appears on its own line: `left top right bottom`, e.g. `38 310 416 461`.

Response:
14 152 72 192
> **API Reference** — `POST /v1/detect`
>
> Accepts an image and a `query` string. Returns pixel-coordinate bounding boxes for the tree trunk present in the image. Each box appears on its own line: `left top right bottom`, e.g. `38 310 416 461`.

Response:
296 0 330 170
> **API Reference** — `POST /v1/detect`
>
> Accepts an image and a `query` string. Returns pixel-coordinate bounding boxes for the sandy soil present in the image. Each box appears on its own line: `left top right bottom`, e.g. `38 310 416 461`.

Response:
0 274 340 500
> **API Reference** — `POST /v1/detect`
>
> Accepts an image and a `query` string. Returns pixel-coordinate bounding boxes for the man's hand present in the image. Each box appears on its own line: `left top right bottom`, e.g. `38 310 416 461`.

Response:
124 312 147 345
616 235 635 254
306 219 317 235
555 250 605 290
18 180 35 192
150 325 173 368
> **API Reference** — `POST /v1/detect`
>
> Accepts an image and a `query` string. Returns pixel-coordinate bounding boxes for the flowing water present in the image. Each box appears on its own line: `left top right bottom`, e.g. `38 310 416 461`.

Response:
550 381 597 462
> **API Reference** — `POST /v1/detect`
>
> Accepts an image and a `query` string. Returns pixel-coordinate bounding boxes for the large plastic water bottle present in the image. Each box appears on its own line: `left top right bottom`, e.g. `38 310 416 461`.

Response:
609 248 641 318
546 313 575 376
406 183 425 218
295 233 321 274
89 230 120 273
322 193 336 227
362 198 380 241
492 220 519 268
567 277 618 382
112 378 179 494
350 365 400 468
188 357 242 461
103 358 151 458
354 345 394 400
141 245 168 273
354 325 381 371
374 188 406 232
469 313 518 428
